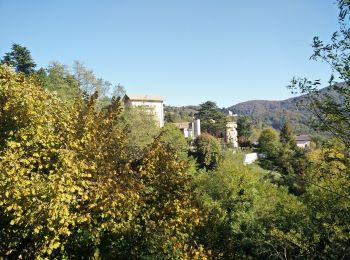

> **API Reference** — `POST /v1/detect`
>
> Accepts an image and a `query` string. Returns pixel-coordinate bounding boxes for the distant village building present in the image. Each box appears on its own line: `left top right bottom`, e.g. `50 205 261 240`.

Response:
225 111 238 148
123 94 164 127
226 121 238 148
173 117 238 148
295 134 311 148
174 119 201 139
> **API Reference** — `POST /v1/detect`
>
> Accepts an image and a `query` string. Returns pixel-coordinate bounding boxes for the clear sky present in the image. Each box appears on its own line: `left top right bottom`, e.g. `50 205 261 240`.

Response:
0 0 339 107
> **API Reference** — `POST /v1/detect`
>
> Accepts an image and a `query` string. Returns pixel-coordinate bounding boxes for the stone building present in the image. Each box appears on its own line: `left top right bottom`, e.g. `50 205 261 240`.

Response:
226 121 238 148
295 134 311 149
174 119 201 138
123 94 164 127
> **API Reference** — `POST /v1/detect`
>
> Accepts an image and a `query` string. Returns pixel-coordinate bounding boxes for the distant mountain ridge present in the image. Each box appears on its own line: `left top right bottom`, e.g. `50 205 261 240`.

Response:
166 85 340 134
226 85 343 133
225 96 311 133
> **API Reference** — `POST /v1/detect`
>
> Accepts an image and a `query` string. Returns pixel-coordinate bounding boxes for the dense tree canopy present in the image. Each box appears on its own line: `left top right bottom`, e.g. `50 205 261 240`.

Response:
121 106 160 160
194 154 307 259
195 101 227 136
193 133 221 170
258 128 279 157
0 65 207 259
1 43 36 75
258 125 308 195
1 1 350 257
280 122 297 148
237 115 253 144
37 61 82 102
159 123 189 159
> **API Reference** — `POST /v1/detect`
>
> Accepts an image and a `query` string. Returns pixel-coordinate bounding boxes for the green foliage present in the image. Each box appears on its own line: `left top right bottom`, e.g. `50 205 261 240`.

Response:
227 98 316 133
194 155 308 259
164 105 198 123
106 140 208 259
304 145 350 257
258 127 280 158
37 61 82 102
280 121 297 148
249 126 263 143
1 43 36 75
0 65 137 258
237 115 253 144
273 145 350 258
0 65 207 259
36 61 116 108
159 123 189 159
258 127 308 195
283 3 350 251
193 133 221 170
2 2 350 256
194 140 350 259
121 106 160 159
164 111 175 123
195 101 227 135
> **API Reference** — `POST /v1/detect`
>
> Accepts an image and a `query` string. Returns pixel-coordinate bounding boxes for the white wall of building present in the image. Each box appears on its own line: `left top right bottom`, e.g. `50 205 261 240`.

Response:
124 98 164 128
175 119 201 139
244 153 258 165
193 119 201 138
296 141 310 149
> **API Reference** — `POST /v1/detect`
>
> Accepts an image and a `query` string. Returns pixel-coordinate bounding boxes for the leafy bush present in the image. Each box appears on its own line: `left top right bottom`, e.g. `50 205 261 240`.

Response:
194 155 307 259
159 123 189 159
0 65 207 259
193 133 221 170
121 106 160 160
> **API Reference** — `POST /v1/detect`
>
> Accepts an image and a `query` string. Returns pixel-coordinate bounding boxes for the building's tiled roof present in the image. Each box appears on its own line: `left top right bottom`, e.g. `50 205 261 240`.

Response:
295 134 311 142
124 94 164 102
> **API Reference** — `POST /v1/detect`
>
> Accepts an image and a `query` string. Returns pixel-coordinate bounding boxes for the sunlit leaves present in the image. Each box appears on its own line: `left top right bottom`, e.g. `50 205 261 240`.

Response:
0 65 139 258
0 65 207 258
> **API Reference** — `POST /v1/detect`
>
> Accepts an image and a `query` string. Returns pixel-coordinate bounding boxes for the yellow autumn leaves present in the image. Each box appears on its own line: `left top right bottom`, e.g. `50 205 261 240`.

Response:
0 65 208 259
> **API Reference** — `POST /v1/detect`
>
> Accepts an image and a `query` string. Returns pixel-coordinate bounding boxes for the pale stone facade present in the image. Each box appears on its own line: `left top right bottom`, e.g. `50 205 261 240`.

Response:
226 121 238 148
123 94 164 127
295 134 311 149
174 119 201 139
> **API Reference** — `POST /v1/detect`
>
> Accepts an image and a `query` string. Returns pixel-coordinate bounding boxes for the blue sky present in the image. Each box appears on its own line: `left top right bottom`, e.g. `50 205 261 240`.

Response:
0 0 339 107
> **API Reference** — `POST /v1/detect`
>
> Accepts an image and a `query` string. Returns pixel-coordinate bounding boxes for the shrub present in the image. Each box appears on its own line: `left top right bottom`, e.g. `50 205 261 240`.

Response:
193 133 221 170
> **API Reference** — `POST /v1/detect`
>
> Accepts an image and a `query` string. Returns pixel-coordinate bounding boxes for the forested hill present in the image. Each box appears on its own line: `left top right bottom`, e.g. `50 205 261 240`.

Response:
165 85 341 134
225 85 341 133
165 97 312 133
164 105 200 122
225 96 311 133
